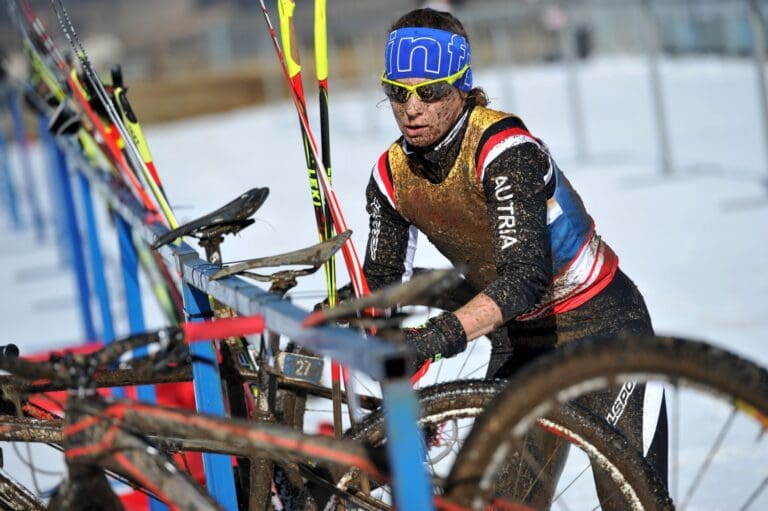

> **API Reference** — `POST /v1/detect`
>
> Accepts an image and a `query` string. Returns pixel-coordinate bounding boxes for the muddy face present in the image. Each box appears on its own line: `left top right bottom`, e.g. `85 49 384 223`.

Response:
389 79 466 147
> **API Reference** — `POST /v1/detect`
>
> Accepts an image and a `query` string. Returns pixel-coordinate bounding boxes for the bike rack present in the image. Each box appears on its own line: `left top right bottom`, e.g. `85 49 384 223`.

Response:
13 96 435 510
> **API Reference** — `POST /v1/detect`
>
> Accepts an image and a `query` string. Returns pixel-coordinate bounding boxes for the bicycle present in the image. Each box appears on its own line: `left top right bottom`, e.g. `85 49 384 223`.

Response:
442 334 768 510
0 277 675 511
0 323 400 511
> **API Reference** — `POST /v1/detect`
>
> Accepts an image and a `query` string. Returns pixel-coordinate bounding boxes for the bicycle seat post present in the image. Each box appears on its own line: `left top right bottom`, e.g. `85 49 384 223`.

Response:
199 234 225 266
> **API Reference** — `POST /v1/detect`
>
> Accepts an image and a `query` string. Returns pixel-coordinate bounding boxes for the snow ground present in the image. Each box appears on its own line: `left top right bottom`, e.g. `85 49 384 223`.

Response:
1 55 767 508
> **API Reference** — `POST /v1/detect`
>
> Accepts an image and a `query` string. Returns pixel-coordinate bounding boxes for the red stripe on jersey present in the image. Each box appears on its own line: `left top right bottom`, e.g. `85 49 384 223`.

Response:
377 151 396 207
476 127 539 182
552 245 618 315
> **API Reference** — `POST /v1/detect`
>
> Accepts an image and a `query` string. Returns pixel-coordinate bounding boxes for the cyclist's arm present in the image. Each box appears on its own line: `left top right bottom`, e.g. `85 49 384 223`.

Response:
363 174 415 291
455 140 553 339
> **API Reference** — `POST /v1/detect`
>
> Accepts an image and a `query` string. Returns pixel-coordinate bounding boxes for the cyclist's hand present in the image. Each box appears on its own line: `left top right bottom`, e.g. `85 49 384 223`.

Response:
403 312 467 372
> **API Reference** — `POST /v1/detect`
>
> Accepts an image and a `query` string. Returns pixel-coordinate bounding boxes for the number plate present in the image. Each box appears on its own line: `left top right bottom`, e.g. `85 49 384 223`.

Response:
277 352 324 384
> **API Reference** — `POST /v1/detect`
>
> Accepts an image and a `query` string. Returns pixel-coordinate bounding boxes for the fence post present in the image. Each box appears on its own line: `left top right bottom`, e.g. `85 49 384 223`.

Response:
7 89 45 240
114 213 167 511
180 280 240 511
381 379 435 511
78 172 115 343
748 0 768 189
491 24 518 113
641 0 674 176
559 4 589 162
0 91 22 229
51 141 97 341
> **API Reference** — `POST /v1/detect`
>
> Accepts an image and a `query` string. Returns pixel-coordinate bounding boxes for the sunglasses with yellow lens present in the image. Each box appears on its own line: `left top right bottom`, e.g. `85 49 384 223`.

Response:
381 64 470 103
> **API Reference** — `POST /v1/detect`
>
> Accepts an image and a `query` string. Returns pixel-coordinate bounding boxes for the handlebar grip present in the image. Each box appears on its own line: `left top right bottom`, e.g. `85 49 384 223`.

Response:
0 344 20 358
181 315 265 343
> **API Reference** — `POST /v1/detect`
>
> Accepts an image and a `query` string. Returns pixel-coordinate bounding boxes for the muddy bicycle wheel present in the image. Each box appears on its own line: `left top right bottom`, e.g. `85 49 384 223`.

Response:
331 380 669 510
446 335 768 510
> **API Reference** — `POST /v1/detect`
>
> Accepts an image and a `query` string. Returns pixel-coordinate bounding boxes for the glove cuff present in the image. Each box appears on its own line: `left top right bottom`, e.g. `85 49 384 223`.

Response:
410 312 468 368
430 312 467 354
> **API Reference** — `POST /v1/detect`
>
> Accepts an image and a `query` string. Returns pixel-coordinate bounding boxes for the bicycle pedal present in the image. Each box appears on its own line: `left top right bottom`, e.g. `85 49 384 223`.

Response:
277 352 323 384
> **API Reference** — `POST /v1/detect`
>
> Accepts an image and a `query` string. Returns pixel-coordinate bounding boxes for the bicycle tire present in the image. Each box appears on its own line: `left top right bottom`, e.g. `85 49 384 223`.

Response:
446 335 768 510
333 380 670 510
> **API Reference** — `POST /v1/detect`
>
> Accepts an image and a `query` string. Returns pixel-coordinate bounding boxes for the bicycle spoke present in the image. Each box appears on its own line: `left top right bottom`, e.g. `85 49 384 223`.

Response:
519 442 558 504
740 475 768 510
456 336 480 379
462 362 488 379
552 463 590 503
670 382 680 505
351 373 379 403
680 407 737 510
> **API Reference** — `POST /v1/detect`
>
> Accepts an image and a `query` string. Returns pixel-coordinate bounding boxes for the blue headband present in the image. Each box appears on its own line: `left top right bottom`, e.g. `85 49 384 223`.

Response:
385 27 473 92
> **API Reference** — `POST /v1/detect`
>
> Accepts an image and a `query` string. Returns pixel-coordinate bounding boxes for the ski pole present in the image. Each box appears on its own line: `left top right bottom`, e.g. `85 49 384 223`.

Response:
259 0 370 304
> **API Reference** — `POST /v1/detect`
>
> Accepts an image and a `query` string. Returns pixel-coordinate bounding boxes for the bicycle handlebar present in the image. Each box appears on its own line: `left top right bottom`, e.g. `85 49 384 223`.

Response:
0 315 265 387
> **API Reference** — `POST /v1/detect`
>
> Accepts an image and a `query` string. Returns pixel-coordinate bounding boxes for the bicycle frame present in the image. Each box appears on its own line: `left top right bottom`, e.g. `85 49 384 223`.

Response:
0 383 388 510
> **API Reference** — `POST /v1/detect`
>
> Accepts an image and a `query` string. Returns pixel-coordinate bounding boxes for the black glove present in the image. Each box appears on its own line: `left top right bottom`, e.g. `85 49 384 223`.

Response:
404 312 467 371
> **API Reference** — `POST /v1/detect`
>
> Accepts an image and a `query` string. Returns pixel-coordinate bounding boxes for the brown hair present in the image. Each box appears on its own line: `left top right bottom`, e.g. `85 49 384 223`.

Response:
388 8 489 107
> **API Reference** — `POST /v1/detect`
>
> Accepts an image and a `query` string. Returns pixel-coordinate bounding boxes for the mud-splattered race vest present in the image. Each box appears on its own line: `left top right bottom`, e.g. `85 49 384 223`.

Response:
374 106 618 320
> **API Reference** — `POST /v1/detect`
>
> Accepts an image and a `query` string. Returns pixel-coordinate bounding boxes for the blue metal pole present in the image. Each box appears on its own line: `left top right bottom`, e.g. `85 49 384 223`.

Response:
51 142 97 341
181 282 239 511
114 214 166 511
78 172 115 343
37 115 69 266
8 89 45 241
381 379 434 511
0 93 22 229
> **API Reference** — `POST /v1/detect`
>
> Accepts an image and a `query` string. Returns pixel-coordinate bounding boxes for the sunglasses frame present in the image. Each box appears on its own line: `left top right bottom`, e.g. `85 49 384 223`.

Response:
381 64 470 103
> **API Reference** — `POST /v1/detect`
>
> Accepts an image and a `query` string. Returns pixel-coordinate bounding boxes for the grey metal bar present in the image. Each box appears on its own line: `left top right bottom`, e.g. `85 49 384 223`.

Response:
63 138 408 382
641 0 674 176
748 0 768 190
560 4 588 162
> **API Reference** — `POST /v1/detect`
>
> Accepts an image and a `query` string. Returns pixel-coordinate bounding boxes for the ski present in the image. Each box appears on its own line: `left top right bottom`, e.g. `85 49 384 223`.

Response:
9 0 162 218
5 0 187 326
259 0 370 302
110 65 175 224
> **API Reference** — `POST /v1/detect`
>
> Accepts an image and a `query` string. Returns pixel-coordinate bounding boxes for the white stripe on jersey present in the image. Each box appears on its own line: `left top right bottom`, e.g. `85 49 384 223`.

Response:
542 157 554 184
517 233 605 320
402 225 418 282
478 134 540 182
372 164 396 209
